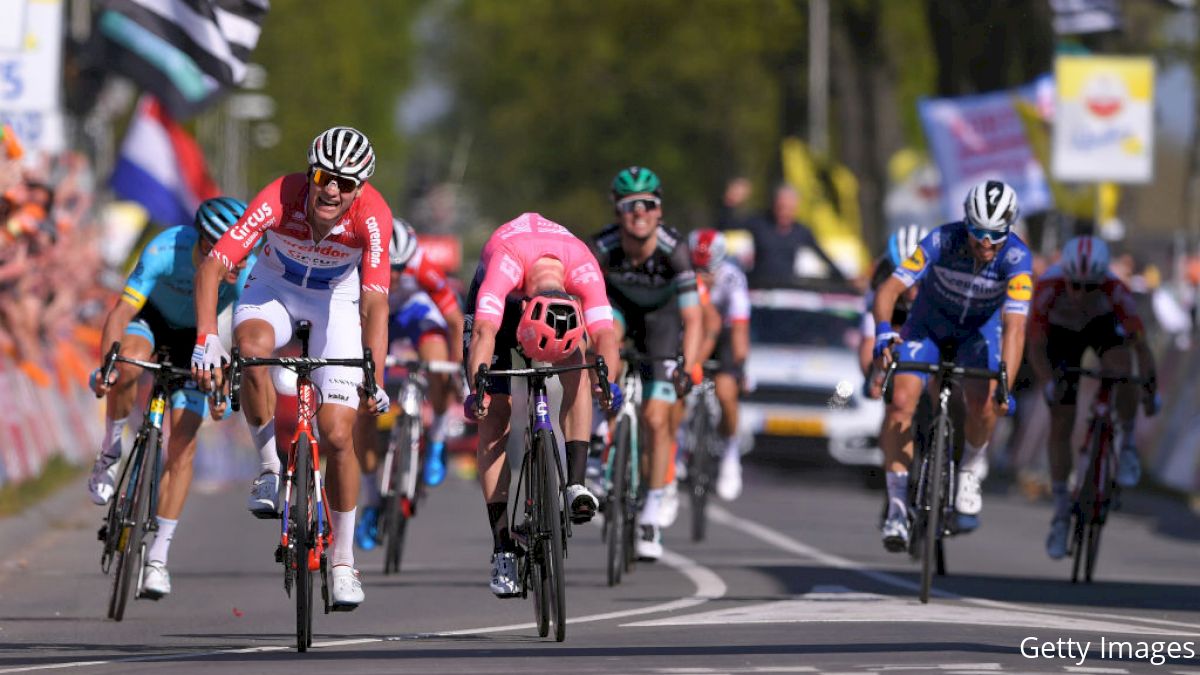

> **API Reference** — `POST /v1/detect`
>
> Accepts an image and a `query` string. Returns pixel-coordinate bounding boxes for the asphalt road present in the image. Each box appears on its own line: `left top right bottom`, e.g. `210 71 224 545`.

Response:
1 454 1198 675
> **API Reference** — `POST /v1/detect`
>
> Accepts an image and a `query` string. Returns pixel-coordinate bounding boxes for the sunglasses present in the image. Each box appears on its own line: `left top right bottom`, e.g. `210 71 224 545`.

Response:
1070 282 1101 292
311 168 360 193
616 197 661 214
966 223 1008 245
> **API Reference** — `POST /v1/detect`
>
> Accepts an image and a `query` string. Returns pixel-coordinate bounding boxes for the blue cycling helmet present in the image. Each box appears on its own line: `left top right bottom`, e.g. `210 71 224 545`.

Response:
886 223 927 268
194 196 248 244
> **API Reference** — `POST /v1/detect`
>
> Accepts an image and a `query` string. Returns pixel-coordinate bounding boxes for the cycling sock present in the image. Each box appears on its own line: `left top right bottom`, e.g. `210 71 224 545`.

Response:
249 420 280 475
565 440 588 485
723 436 740 462
885 471 908 519
429 413 449 446
360 470 381 507
961 441 989 480
1120 418 1137 451
1051 481 1070 520
640 488 664 526
101 416 128 463
147 516 177 565
331 508 356 568
487 502 513 551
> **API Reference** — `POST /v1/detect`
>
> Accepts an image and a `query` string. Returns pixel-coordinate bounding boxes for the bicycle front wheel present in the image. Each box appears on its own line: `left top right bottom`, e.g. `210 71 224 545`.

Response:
523 447 549 638
606 417 630 587
537 429 567 642
920 414 949 604
383 416 418 575
293 434 314 652
110 428 156 622
687 399 713 542
1072 418 1105 584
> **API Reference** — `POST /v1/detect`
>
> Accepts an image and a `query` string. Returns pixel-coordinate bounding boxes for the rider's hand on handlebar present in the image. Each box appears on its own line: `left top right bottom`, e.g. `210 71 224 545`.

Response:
672 365 692 398
872 321 900 362
465 392 490 421
191 333 228 392
360 382 390 416
594 380 623 414
89 367 117 398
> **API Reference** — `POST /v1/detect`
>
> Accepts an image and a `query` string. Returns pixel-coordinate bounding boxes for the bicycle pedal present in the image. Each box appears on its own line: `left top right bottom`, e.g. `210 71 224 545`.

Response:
96 525 108 542
330 602 359 612
274 544 285 563
252 509 282 520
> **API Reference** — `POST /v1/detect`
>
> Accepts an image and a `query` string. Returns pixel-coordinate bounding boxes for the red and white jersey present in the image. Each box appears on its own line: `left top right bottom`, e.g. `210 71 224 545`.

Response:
389 246 459 315
1029 265 1145 338
475 213 613 332
709 260 750 327
211 173 393 298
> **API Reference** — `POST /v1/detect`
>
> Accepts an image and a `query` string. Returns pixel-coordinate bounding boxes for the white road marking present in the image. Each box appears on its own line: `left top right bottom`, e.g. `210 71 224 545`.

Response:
1063 667 1129 674
704 504 1200 636
0 547 726 673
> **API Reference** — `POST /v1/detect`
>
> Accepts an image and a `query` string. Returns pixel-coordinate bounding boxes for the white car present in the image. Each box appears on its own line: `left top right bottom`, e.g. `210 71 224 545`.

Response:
739 287 884 466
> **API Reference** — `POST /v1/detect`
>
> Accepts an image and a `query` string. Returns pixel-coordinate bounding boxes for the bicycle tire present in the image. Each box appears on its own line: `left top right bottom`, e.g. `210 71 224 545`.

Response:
383 416 417 575
622 422 640 575
110 427 157 622
688 397 712 542
606 416 630 587
1071 418 1104 584
920 413 949 604
537 428 567 642
523 447 549 638
294 433 313 652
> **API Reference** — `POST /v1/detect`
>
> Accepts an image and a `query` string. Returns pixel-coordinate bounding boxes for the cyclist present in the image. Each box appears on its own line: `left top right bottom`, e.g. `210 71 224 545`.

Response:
1028 235 1158 559
87 197 254 598
591 166 704 561
687 229 750 501
859 224 927 388
354 218 465 550
463 212 622 597
192 126 392 610
873 180 1031 551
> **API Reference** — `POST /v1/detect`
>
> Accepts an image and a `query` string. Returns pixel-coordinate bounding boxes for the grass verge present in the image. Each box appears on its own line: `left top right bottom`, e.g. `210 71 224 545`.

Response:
0 456 85 517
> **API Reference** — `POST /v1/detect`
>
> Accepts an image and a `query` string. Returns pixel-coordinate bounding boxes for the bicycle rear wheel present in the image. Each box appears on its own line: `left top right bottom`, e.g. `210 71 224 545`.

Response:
110 428 156 622
606 417 630 587
920 414 949 604
688 399 712 543
522 447 549 638
537 429 567 642
383 416 417 575
293 434 314 652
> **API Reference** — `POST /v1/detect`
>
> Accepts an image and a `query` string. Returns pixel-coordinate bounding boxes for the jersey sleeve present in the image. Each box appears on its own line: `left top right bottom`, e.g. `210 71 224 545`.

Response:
1106 279 1145 336
410 248 459 314
727 268 751 323
473 246 523 328
566 248 614 332
210 176 284 271
1027 278 1056 339
670 235 699 308
121 231 173 310
356 189 393 294
1002 244 1035 316
891 230 939 288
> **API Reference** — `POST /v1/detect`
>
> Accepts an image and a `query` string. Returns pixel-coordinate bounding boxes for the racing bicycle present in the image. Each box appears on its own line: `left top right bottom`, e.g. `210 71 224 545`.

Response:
228 320 378 652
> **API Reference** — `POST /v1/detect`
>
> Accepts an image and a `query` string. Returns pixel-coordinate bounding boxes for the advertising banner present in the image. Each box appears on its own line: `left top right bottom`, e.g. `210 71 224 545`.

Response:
1052 55 1155 184
0 0 64 153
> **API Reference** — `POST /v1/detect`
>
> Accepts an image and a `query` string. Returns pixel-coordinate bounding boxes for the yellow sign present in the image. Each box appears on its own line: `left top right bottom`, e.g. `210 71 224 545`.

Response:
764 416 826 437
1052 55 1155 184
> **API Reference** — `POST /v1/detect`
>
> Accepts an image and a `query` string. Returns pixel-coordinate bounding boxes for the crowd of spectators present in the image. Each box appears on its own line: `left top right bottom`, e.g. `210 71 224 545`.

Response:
0 125 112 389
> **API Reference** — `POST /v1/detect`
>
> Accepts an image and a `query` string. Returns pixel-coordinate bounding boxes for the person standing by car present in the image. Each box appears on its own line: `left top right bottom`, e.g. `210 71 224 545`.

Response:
732 184 846 288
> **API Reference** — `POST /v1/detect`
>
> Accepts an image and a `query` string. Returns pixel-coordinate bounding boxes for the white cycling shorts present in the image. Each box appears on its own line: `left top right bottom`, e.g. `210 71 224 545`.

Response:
235 273 363 410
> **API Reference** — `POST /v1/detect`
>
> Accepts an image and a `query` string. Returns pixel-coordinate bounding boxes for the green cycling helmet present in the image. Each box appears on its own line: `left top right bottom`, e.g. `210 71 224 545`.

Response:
611 166 662 200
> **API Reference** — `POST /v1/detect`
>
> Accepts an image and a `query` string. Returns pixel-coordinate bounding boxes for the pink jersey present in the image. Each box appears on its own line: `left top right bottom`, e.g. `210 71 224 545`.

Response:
211 173 392 297
474 213 614 332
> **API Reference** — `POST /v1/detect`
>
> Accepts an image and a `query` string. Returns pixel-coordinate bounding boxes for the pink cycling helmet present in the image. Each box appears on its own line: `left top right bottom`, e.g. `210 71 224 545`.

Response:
517 291 585 363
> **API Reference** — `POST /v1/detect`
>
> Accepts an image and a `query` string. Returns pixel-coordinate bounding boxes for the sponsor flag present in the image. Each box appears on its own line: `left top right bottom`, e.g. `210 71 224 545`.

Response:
918 77 1055 222
96 0 269 119
110 95 220 226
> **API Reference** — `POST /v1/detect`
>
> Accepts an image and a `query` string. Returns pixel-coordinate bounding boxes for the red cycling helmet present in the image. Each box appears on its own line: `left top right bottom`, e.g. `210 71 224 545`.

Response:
517 291 585 363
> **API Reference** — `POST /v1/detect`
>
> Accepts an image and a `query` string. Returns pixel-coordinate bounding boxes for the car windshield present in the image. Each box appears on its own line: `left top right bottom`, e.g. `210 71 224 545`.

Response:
749 306 860 349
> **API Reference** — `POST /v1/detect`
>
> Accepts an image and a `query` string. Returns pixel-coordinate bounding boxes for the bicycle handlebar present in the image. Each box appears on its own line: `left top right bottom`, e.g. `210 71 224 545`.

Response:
98 341 224 408
383 356 461 375
881 358 1009 408
1062 367 1153 387
473 356 612 417
227 349 377 413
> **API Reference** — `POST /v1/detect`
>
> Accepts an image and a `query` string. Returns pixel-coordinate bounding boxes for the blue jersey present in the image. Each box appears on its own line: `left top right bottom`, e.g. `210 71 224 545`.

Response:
121 226 255 328
892 221 1033 332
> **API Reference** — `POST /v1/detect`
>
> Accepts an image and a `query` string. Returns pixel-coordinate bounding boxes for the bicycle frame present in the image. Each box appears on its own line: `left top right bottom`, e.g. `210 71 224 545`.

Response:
607 361 643 499
278 373 331 574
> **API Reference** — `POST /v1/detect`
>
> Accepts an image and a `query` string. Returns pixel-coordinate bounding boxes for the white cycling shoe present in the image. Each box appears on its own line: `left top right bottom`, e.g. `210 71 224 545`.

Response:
716 452 743 502
636 524 663 561
330 566 364 609
659 482 680 527
1116 448 1141 488
247 472 280 518
955 471 983 532
565 483 599 524
87 453 121 506
140 561 171 599
490 550 521 598
1046 517 1070 560
881 512 909 553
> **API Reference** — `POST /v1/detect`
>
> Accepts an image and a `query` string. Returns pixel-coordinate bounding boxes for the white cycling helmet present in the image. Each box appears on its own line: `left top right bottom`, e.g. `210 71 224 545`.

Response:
887 224 928 267
963 180 1019 240
1060 235 1110 284
389 218 418 267
308 126 376 182
688 229 726 273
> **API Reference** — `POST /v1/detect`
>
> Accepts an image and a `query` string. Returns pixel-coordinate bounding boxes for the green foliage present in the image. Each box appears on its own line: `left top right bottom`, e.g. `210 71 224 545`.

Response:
442 0 804 232
246 0 424 201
